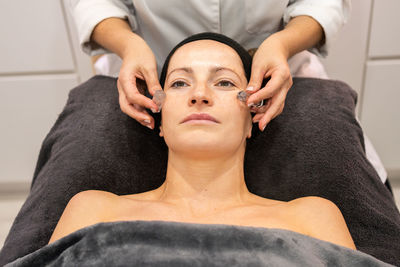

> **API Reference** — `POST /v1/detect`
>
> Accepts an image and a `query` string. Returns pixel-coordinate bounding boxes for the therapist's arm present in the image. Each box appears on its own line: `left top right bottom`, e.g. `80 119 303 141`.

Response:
246 15 324 131
92 17 141 59
272 15 324 59
91 17 161 130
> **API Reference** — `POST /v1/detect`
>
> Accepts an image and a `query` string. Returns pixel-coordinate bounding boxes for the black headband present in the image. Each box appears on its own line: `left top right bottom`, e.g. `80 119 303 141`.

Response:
159 32 253 88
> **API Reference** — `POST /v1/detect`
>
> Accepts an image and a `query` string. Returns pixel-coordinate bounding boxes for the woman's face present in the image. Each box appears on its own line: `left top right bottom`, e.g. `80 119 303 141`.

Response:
159 40 252 158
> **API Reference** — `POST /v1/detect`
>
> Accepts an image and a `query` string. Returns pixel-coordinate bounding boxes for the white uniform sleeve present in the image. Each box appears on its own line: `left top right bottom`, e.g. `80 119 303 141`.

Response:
66 0 138 56
283 0 351 57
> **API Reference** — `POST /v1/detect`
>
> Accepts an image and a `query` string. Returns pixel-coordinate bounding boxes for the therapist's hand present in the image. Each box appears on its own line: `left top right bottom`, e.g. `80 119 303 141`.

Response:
246 35 293 132
91 18 160 129
117 38 161 130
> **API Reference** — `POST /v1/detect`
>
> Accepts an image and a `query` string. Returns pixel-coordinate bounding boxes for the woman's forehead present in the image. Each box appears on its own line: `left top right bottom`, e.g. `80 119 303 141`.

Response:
167 40 245 76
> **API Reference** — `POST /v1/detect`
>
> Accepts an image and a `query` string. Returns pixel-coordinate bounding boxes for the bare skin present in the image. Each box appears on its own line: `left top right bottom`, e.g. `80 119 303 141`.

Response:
49 40 356 251
49 189 356 250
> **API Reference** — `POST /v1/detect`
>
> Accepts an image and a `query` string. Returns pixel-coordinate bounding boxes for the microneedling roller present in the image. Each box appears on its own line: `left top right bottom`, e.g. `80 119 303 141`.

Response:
237 90 264 108
152 90 166 112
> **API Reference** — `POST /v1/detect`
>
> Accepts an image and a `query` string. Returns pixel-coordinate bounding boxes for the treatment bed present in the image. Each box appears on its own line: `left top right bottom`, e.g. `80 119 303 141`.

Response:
0 76 399 266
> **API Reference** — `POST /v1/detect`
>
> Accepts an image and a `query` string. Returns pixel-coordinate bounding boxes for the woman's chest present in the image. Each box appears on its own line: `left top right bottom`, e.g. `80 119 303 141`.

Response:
106 201 308 236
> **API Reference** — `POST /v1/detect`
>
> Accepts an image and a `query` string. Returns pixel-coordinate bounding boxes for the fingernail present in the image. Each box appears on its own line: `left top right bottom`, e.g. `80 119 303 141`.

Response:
144 119 151 124
247 102 254 107
246 86 255 92
151 108 157 113
262 125 266 132
146 124 153 130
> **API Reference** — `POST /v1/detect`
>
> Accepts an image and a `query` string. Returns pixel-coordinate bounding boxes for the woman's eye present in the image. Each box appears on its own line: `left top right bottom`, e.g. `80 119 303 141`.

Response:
216 80 235 87
171 81 188 88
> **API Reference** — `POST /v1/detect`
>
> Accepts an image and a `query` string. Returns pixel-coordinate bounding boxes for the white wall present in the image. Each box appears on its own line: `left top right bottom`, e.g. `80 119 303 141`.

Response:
320 0 371 110
360 0 400 178
0 0 92 190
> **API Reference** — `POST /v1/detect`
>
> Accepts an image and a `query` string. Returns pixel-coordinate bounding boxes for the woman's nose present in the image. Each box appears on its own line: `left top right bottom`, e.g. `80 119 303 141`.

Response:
188 85 213 106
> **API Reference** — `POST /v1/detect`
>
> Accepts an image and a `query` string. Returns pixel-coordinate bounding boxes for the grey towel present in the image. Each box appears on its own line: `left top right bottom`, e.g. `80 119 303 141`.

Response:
5 221 394 266
1 76 399 265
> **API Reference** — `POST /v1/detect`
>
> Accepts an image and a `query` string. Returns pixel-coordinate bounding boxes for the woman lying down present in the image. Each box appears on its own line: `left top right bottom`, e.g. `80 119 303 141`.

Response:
50 32 355 247
9 33 392 266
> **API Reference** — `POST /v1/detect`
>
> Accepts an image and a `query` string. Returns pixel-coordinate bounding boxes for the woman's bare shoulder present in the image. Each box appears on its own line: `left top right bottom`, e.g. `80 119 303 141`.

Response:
287 196 347 223
288 195 338 210
48 190 119 244
288 196 356 250
72 189 120 201
64 190 122 214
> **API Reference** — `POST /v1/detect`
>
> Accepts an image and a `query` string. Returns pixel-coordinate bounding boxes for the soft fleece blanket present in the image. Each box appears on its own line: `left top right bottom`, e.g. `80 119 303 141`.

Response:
1 76 399 265
5 221 394 267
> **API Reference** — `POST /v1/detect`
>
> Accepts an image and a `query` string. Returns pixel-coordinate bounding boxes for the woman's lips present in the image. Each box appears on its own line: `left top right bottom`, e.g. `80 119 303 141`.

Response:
181 113 220 124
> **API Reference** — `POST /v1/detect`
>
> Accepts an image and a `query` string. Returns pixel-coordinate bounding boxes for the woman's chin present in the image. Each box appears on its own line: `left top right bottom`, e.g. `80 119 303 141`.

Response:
175 130 225 145
166 135 240 158
178 140 224 151
163 126 243 156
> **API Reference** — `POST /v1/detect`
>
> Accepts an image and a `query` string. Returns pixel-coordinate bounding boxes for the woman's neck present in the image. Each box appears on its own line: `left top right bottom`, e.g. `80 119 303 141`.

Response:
154 148 252 217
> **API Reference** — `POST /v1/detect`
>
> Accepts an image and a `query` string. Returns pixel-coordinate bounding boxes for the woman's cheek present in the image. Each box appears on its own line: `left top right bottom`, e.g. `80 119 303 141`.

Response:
162 94 182 125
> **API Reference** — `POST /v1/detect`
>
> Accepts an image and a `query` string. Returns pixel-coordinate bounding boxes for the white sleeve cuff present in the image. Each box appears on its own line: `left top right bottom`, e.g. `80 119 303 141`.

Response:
67 0 138 56
283 0 351 57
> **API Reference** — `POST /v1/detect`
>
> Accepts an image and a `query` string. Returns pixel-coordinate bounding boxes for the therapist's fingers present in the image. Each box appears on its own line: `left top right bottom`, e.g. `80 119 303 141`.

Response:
125 77 158 111
142 67 163 97
250 99 271 114
247 68 291 106
117 79 154 129
256 90 288 131
251 99 272 120
119 70 159 110
246 65 266 93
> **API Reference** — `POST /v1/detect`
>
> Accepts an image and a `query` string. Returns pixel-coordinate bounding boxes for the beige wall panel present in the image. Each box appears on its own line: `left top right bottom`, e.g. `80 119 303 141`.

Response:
360 60 400 171
0 0 75 74
369 0 400 58
0 74 78 184
321 0 371 104
61 0 94 82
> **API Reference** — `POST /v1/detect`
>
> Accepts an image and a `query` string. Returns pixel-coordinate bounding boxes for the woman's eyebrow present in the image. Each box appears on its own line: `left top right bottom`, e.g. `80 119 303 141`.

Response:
166 67 193 80
211 67 241 80
167 66 241 80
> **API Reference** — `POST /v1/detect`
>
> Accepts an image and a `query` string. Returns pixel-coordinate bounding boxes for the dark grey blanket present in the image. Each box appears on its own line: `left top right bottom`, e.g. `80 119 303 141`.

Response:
1 76 400 265
5 221 394 267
